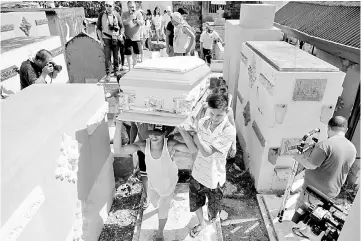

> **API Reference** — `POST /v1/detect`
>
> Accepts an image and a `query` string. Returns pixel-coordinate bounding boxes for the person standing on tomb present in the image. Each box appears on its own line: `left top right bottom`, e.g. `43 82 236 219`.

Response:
121 1 144 70
180 92 236 238
292 116 356 238
165 8 188 57
200 23 225 66
19 49 55 90
114 121 197 241
171 12 195 56
96 1 124 82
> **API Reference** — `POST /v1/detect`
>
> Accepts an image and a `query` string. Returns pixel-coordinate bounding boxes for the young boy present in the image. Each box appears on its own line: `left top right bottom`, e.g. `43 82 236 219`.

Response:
114 120 196 240
180 92 236 238
129 123 175 209
200 23 224 66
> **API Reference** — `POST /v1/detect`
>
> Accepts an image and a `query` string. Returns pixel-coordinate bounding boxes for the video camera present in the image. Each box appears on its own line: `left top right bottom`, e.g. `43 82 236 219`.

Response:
292 185 348 241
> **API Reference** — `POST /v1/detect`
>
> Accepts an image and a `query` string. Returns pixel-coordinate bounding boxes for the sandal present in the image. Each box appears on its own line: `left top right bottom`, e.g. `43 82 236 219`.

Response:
190 224 206 238
292 227 309 239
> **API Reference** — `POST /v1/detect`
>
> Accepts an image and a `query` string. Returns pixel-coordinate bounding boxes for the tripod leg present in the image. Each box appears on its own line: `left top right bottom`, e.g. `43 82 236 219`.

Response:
277 159 299 222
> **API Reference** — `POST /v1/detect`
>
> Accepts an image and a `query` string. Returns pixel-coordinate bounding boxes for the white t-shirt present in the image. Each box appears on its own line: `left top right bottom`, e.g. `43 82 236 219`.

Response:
200 31 220 50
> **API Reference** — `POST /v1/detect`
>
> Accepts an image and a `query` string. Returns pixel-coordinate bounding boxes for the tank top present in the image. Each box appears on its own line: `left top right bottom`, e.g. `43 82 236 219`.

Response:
145 138 179 196
173 25 191 54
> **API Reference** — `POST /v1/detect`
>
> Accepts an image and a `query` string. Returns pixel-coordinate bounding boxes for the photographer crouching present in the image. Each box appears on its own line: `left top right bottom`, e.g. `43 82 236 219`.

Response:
292 116 356 239
19 49 62 90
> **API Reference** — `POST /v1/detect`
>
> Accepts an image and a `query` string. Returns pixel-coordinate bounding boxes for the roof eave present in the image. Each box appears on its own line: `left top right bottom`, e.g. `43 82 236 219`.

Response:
274 22 360 64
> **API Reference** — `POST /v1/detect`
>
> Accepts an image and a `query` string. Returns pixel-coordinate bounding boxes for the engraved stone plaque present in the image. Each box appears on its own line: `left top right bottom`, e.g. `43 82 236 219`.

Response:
292 79 327 102
243 101 251 126
35 19 48 26
1 24 14 32
280 138 302 155
248 56 257 88
252 121 265 147
259 73 274 96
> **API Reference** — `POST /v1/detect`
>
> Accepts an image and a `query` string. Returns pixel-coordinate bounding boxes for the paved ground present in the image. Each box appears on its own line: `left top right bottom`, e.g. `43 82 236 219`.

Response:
139 184 221 241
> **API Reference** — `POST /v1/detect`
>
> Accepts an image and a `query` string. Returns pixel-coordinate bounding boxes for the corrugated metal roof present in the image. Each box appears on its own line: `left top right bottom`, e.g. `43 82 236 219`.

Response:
275 1 360 49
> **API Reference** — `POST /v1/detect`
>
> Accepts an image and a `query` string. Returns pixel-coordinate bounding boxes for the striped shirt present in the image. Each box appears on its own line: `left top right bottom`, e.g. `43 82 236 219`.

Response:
192 116 236 189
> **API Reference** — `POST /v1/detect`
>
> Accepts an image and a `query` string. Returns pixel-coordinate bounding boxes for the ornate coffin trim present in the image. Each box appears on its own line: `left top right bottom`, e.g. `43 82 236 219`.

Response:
259 73 275 96
1 24 14 32
35 19 48 26
252 121 265 147
86 102 109 135
50 46 64 57
0 186 45 241
1 65 19 82
240 52 248 65
54 133 82 183
292 78 327 102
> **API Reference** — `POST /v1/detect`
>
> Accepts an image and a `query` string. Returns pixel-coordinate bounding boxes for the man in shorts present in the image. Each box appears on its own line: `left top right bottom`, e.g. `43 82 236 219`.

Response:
181 92 236 238
122 1 143 70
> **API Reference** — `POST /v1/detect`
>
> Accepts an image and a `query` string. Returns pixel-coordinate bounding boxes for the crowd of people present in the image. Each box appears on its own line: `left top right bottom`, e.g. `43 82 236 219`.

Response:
95 1 224 82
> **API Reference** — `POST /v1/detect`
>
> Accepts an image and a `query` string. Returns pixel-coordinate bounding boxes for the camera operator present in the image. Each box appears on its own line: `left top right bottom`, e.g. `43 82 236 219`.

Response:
292 116 356 235
19 49 59 90
97 1 124 82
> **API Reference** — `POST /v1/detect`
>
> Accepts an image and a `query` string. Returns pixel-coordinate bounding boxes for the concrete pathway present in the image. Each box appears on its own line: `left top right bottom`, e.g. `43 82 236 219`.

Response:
139 183 222 241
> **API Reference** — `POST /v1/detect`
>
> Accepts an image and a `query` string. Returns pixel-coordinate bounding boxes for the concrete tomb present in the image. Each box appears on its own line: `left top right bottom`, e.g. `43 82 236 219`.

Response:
223 4 282 112
65 32 106 83
1 8 85 49
0 35 68 95
1 11 50 40
0 84 114 241
236 41 345 192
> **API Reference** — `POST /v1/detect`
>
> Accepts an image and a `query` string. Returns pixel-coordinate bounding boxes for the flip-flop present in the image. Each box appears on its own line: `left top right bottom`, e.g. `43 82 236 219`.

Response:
190 224 205 238
292 227 309 239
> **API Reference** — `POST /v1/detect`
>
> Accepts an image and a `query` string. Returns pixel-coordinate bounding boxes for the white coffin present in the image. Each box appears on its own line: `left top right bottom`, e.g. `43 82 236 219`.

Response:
236 41 345 192
117 56 211 126
0 36 68 95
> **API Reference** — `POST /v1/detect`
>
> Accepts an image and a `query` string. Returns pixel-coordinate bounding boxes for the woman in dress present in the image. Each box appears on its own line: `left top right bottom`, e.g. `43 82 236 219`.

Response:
152 6 162 43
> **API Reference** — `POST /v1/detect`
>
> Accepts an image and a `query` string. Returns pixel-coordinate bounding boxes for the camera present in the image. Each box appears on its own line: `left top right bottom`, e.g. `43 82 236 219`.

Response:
292 186 347 241
47 62 62 72
108 23 119 32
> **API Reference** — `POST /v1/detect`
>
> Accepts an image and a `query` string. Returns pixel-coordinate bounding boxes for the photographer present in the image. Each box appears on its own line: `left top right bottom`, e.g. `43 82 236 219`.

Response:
292 116 356 236
19 49 60 90
97 1 124 82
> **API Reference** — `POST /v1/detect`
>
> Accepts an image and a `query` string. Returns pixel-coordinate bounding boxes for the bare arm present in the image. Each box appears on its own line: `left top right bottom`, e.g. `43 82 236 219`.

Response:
183 26 195 54
114 120 143 157
177 128 198 154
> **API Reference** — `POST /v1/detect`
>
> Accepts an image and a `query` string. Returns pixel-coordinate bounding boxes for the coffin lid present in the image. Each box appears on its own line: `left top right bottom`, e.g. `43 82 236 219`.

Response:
245 41 340 72
119 56 211 91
